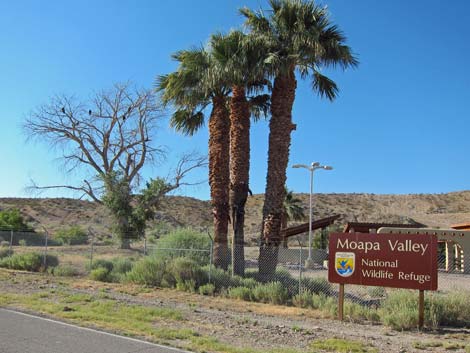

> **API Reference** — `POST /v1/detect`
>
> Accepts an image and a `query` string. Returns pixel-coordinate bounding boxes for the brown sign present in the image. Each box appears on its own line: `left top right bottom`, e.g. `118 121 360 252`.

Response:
328 233 438 290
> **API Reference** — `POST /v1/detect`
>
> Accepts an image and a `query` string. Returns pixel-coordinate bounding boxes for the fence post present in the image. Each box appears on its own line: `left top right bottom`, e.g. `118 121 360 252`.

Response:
9 230 13 257
88 227 95 268
144 236 147 256
298 237 303 296
43 229 48 268
207 228 214 284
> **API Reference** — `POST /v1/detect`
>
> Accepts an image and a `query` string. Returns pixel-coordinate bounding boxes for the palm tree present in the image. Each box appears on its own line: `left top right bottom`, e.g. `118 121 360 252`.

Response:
281 188 305 247
210 31 270 275
241 0 358 277
156 48 232 269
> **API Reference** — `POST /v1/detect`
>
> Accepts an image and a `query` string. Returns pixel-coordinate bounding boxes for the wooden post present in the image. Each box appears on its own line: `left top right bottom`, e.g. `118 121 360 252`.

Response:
418 290 425 329
338 283 345 321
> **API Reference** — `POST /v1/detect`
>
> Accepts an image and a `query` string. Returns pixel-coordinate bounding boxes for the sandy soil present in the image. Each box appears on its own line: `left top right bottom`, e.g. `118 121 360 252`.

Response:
0 270 469 353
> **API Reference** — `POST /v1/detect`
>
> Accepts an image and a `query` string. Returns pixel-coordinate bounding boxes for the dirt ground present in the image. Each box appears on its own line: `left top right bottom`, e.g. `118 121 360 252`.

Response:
0 270 469 353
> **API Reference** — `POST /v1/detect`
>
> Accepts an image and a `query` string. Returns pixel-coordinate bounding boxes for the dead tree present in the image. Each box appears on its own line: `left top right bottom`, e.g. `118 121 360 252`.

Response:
24 82 206 248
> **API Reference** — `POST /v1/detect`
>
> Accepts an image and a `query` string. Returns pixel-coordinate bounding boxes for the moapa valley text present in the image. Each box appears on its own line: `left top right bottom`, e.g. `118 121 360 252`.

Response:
337 238 429 255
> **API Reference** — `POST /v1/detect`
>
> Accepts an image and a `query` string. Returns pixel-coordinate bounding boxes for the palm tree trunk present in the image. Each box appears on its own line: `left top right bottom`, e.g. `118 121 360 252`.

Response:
209 95 231 270
259 70 297 279
229 85 250 276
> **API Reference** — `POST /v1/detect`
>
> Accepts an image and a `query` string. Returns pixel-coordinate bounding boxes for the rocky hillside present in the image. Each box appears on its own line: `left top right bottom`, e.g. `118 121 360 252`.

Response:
1 191 470 242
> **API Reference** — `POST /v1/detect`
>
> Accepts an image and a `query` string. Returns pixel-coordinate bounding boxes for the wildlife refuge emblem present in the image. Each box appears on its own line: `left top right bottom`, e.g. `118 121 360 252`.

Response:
335 252 355 277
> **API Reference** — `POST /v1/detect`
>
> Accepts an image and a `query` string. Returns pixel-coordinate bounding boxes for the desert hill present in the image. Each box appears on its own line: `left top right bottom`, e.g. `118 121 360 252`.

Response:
1 191 470 243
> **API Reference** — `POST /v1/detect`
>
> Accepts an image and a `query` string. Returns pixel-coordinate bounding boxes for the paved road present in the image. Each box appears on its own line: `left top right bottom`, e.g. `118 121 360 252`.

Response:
0 308 190 353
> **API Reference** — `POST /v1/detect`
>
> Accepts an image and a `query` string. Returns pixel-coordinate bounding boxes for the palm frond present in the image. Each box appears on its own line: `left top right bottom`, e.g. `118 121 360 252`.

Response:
248 94 271 121
312 70 338 101
169 109 205 136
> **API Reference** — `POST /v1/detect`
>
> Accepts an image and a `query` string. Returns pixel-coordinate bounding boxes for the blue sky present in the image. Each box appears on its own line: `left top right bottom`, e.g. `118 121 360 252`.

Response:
0 0 469 200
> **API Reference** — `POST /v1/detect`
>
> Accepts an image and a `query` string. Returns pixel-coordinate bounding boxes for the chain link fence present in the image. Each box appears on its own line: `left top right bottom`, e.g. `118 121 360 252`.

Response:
2 228 469 311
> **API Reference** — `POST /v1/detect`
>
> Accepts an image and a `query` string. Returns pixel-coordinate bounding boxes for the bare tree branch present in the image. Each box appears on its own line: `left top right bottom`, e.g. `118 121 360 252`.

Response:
24 82 165 199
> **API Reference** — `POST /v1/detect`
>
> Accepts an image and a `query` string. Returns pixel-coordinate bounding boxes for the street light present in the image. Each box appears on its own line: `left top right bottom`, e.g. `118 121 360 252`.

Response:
292 162 333 267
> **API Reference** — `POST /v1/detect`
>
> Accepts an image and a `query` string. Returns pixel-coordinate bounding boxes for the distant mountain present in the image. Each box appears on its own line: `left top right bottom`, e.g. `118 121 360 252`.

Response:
1 191 469 244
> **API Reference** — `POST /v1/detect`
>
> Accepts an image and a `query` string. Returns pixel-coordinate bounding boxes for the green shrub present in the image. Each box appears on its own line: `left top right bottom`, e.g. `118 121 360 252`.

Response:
0 208 30 230
0 248 11 259
344 301 380 323
126 257 168 287
380 290 421 330
228 286 253 301
199 283 215 296
293 291 314 308
239 277 258 289
55 226 88 245
0 240 9 247
18 239 27 246
90 267 111 282
377 290 470 330
155 228 211 265
301 277 332 295
0 252 58 272
202 266 234 291
311 293 337 316
87 259 114 272
51 265 80 277
168 257 207 290
252 282 289 305
426 291 470 328
111 258 133 275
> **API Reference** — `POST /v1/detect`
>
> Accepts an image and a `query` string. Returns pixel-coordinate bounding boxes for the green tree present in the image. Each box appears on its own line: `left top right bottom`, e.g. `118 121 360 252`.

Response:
0 209 29 231
281 188 305 247
241 0 357 277
157 49 232 269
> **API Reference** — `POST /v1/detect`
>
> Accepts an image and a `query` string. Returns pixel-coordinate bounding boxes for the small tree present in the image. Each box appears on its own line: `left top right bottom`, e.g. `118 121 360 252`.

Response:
24 82 205 248
0 209 30 231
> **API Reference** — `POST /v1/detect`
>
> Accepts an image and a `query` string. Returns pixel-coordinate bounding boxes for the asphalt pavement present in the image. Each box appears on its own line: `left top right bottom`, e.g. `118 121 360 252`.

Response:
0 308 190 353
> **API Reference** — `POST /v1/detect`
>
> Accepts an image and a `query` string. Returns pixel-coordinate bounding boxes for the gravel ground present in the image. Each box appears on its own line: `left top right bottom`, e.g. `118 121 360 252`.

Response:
1 270 469 353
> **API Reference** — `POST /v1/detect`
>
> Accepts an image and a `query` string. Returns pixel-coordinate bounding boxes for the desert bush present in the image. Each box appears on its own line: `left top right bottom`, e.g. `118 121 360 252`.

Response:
426 291 470 328
112 258 133 275
292 291 314 308
344 301 380 323
380 290 421 330
51 265 80 277
87 259 114 272
301 277 332 295
0 240 9 247
126 256 168 287
0 248 11 259
155 228 211 265
55 226 88 245
203 266 236 291
90 267 111 282
0 208 30 230
0 252 58 271
252 282 289 305
18 239 27 246
199 283 215 296
228 286 253 301
167 257 207 290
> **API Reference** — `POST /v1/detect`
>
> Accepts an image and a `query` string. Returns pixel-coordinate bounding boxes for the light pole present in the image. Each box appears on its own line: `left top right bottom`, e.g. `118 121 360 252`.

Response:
292 162 333 268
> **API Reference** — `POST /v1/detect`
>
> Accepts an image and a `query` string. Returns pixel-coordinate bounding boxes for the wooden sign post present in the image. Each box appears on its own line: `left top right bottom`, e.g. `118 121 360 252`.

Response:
338 284 344 321
329 233 438 328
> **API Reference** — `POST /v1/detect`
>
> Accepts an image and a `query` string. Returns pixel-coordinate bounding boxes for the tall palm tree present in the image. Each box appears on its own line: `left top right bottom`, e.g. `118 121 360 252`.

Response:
210 31 270 275
241 0 358 277
156 48 232 269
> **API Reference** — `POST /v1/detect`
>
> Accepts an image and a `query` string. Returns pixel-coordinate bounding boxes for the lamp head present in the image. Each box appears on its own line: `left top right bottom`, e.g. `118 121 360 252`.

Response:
323 166 333 170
